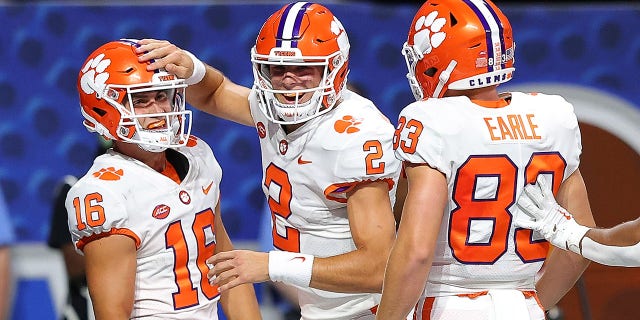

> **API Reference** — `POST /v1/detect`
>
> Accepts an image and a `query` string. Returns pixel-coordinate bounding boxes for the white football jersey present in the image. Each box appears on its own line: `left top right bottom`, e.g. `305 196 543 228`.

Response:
250 89 402 320
395 92 581 296
66 136 222 319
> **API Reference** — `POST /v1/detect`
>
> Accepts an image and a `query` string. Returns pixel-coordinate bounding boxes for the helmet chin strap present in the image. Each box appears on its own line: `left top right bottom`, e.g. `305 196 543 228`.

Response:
133 118 182 153
273 97 315 123
138 143 167 153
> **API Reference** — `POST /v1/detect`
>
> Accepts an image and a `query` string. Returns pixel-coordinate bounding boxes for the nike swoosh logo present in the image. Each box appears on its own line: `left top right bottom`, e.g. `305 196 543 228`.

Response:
202 181 214 195
297 156 312 165
290 256 306 263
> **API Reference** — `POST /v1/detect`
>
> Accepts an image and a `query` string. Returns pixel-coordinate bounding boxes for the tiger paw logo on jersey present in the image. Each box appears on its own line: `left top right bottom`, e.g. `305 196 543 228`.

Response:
412 11 447 55
256 122 267 139
79 53 111 97
334 115 362 134
92 167 124 181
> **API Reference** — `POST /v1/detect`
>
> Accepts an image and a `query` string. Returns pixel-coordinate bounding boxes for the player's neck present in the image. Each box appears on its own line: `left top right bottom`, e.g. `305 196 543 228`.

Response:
446 86 500 101
283 123 304 134
113 141 168 172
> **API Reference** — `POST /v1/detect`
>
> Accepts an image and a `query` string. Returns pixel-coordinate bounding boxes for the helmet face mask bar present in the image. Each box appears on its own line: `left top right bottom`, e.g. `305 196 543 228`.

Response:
108 82 191 153
251 2 350 125
251 48 343 124
78 40 192 152
402 43 427 101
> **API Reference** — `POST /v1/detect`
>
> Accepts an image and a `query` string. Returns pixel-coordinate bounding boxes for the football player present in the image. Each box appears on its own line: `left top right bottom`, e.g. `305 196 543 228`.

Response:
516 175 640 267
376 0 596 319
68 40 261 319
136 2 401 319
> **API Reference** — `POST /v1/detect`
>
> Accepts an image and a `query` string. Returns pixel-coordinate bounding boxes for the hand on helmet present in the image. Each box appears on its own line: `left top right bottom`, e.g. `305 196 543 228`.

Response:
515 175 590 254
136 39 195 80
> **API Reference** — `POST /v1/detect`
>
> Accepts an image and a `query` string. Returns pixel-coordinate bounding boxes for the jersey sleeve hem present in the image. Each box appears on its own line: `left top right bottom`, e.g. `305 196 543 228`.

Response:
75 227 142 252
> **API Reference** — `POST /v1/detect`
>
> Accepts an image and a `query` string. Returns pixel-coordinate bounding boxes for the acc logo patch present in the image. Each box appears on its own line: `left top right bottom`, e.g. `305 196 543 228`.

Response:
152 204 171 219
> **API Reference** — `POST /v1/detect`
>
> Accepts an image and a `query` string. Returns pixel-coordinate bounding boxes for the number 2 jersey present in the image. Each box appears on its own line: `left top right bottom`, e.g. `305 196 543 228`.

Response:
394 92 582 296
250 89 402 320
66 136 222 319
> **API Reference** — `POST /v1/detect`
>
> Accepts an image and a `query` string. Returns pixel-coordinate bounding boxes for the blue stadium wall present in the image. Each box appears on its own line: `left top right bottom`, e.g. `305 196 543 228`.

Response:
2 2 638 244
2 2 640 320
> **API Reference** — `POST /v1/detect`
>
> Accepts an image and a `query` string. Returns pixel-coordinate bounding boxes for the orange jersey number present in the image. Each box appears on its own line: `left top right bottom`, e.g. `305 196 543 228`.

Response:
393 116 423 154
165 208 219 309
363 140 386 175
450 152 565 264
72 192 106 230
265 163 300 253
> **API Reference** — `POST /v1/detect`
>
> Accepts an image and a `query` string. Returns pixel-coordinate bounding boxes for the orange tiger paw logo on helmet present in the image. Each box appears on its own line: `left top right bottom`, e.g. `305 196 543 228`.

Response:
334 115 362 134
93 167 124 181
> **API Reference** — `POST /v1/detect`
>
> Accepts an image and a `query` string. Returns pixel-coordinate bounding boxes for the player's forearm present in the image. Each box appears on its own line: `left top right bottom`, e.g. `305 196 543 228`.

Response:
187 66 253 126
185 65 224 115
586 218 640 246
220 283 262 320
580 236 640 267
0 248 11 320
535 248 589 309
310 245 390 293
376 247 430 320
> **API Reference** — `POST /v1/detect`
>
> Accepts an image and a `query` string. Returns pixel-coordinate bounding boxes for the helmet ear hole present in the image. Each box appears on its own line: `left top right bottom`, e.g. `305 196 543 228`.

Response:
93 107 107 116
450 13 458 26
425 67 438 77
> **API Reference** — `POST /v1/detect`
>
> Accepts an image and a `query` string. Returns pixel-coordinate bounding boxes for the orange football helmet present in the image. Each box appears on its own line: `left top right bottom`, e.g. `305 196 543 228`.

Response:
77 39 191 152
251 2 350 124
403 0 515 100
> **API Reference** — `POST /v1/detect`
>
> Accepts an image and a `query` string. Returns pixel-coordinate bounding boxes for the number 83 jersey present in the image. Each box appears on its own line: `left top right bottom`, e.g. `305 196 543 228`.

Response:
66 136 222 319
394 92 582 296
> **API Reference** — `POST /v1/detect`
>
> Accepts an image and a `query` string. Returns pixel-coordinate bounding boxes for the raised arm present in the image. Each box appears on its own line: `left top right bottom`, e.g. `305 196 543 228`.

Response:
136 39 254 126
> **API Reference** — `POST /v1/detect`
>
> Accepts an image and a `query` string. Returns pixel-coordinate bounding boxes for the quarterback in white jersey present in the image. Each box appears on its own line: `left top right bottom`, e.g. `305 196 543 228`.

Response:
137 2 401 319
376 1 596 319
69 40 260 320
249 88 399 318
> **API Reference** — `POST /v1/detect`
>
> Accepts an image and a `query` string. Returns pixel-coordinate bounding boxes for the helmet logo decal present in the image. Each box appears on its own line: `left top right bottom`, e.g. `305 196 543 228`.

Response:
334 115 362 134
412 11 446 55
80 53 111 97
92 167 124 181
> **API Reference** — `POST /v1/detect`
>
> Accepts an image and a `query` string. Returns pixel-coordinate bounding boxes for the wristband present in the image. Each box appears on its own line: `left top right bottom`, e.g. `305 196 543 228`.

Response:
268 251 314 288
565 224 590 255
183 50 206 85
